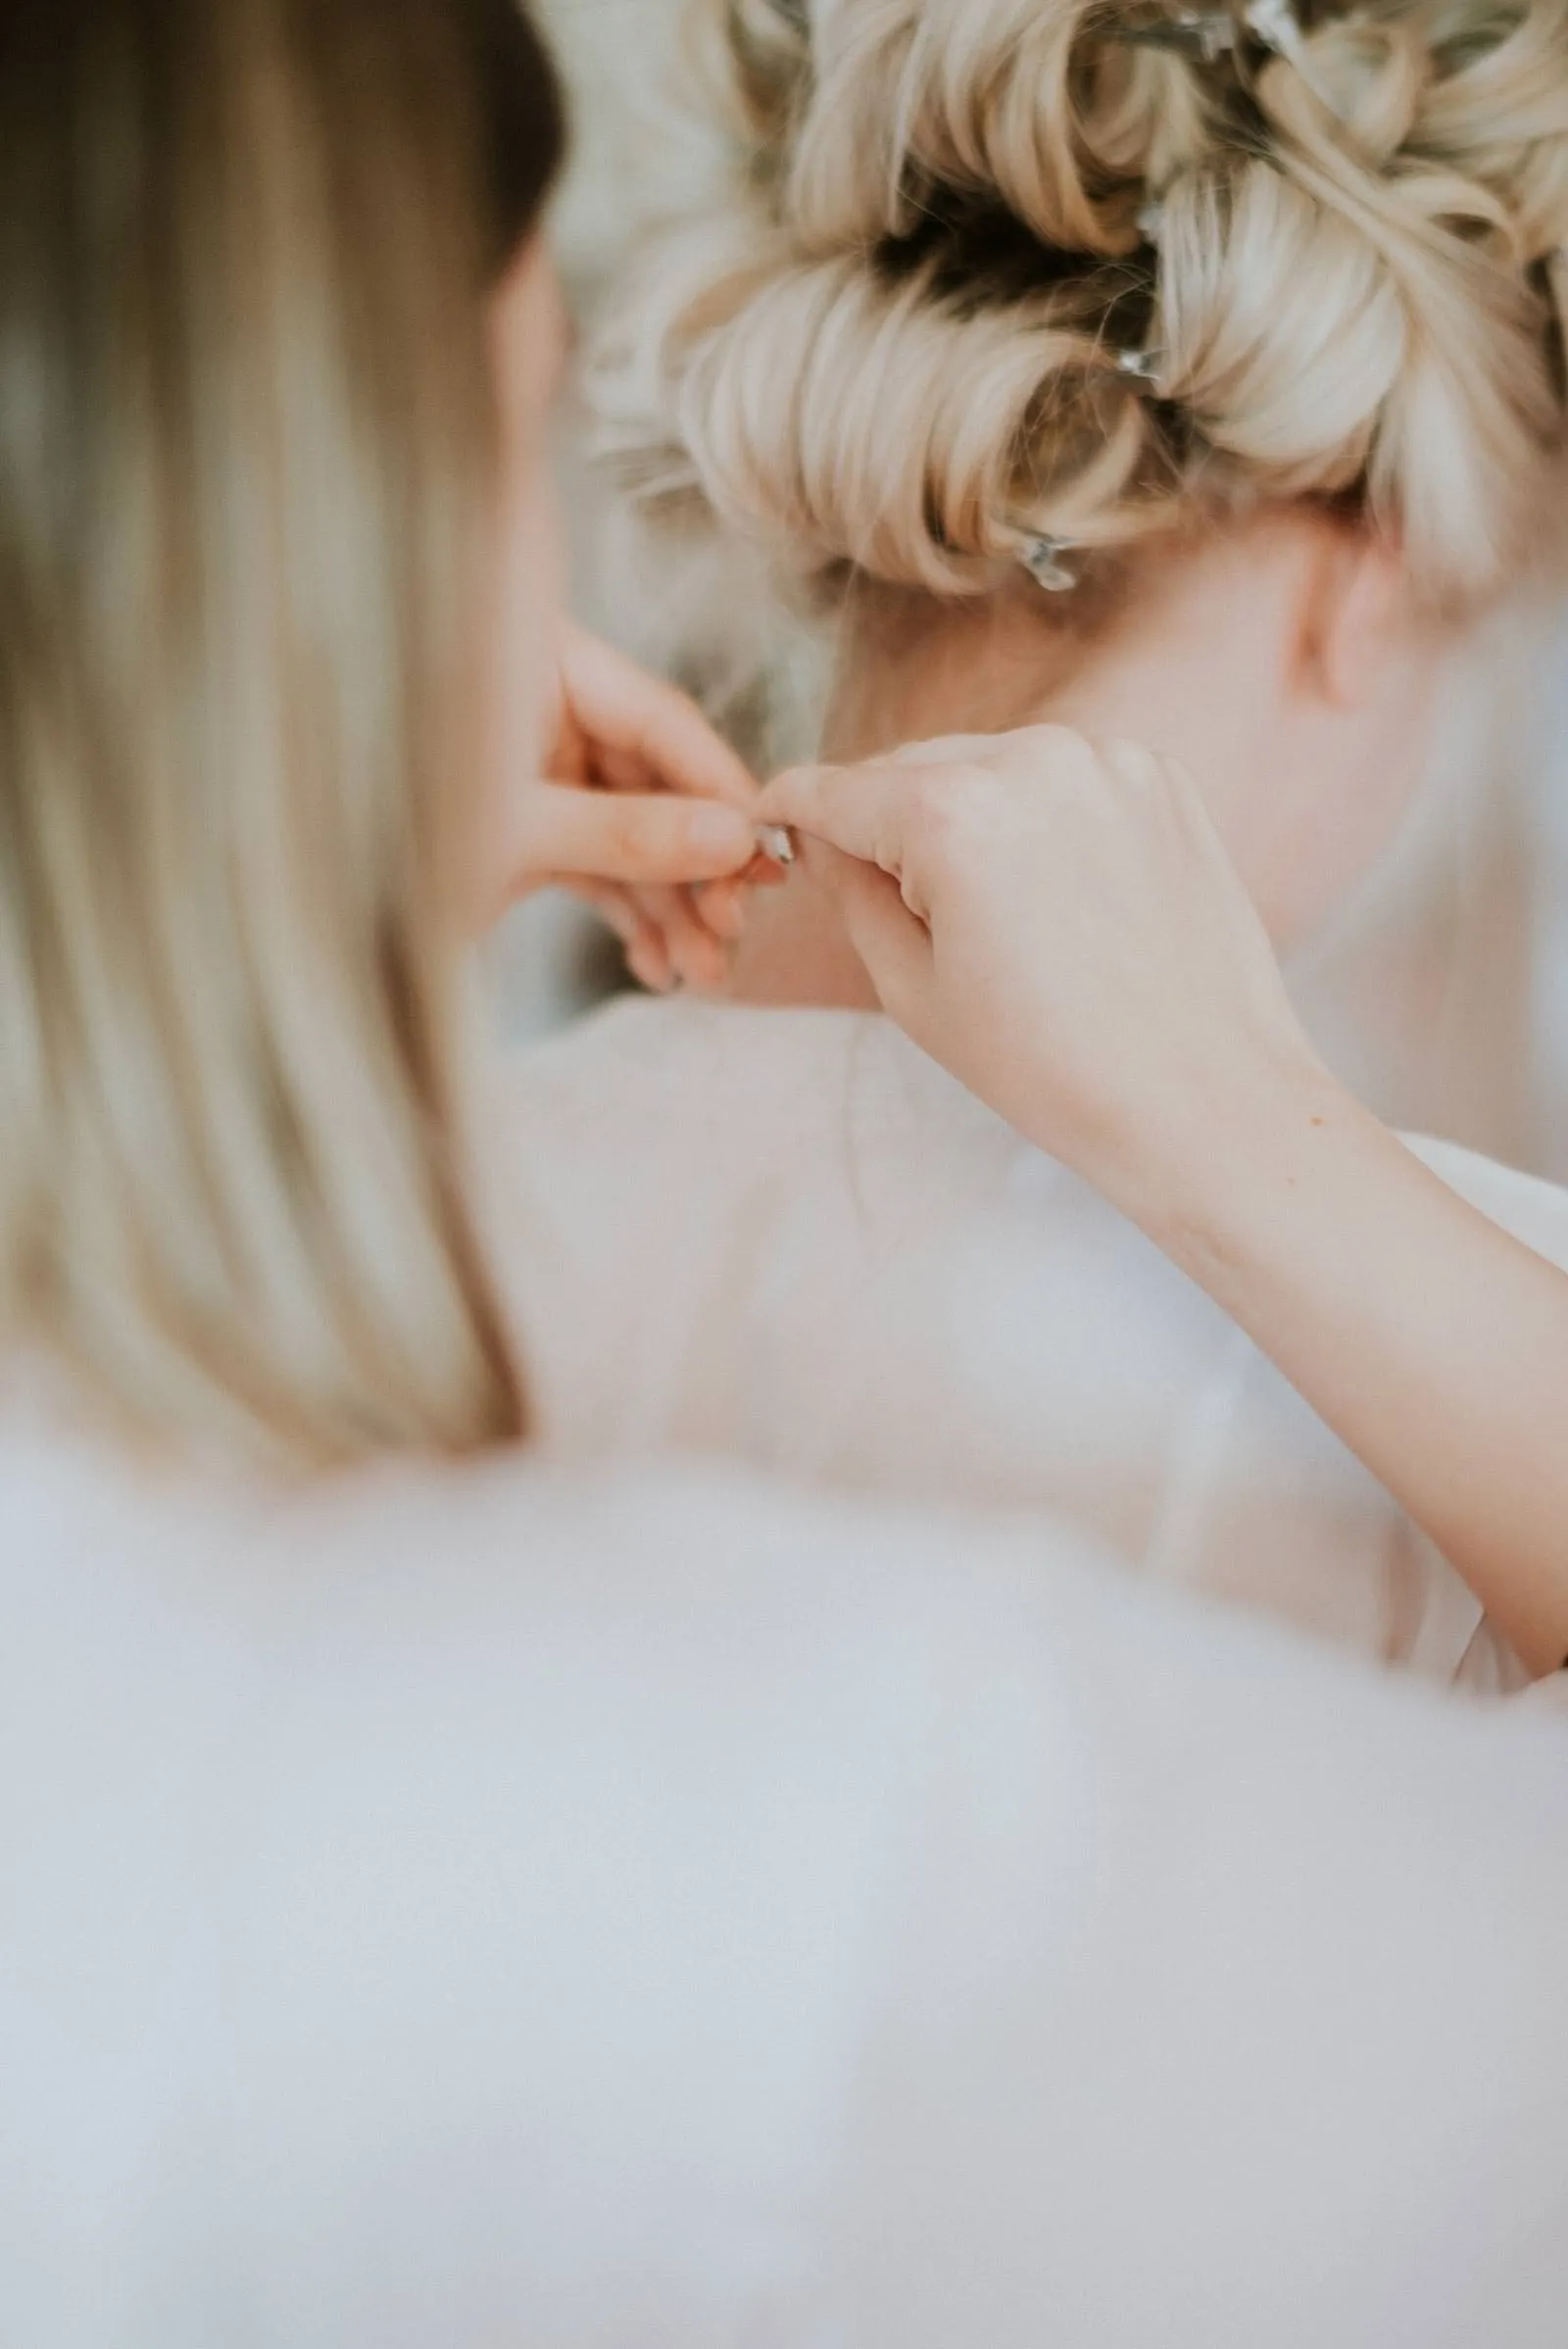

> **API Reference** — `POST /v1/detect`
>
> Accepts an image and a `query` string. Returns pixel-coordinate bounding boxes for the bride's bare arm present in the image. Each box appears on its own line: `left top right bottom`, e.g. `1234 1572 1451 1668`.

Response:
760 731 1568 1677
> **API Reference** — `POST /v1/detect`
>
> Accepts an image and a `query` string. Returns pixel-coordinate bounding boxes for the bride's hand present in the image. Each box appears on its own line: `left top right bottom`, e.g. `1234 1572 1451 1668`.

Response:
504 623 784 992
760 726 1327 1213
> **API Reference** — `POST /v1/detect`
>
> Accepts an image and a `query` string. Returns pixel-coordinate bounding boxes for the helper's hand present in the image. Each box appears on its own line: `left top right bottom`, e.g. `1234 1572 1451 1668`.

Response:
760 726 1323 1214
506 623 784 992
770 728 1568 1680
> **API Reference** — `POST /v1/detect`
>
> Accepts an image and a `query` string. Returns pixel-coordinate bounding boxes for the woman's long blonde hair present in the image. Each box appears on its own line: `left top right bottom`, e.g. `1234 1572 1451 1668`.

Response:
0 0 564 1467
596 0 1568 615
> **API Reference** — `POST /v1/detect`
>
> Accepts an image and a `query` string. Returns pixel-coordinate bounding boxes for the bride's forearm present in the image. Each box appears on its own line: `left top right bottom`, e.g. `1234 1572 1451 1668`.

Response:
1108 1065 1568 1677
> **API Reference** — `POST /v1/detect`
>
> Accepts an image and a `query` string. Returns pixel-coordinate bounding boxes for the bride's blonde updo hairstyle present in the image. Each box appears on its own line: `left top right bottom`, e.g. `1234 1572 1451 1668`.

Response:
595 0 1568 619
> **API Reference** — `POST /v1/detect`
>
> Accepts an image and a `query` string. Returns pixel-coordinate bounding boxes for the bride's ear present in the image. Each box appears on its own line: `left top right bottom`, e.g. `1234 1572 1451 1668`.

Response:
1296 523 1415 710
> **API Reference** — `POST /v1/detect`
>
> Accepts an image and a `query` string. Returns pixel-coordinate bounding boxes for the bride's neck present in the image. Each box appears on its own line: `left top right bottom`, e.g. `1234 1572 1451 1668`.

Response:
728 592 1109 1011
724 515 1434 1011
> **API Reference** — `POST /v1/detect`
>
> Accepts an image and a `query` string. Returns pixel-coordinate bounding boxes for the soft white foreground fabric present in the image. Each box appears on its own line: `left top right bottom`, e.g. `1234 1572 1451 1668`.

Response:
500 999 1568 1684
3 1417 1568 2346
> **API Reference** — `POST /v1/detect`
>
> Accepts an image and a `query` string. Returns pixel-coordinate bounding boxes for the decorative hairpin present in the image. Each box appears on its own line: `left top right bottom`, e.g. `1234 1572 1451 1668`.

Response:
1020 535 1081 592
1115 4 1237 61
1243 0 1308 59
1116 346 1163 382
1113 0 1303 64
755 823 797 867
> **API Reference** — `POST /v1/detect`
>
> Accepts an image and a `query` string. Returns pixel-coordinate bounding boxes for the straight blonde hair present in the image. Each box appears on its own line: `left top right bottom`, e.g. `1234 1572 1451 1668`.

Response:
0 0 564 1467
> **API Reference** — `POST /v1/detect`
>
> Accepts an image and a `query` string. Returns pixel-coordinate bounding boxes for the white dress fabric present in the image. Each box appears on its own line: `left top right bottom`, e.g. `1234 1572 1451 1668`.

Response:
498 999 1568 1687
5 1407 1568 2347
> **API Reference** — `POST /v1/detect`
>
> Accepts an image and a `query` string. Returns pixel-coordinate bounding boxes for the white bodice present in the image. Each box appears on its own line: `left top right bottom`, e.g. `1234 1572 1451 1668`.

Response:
500 998 1568 1685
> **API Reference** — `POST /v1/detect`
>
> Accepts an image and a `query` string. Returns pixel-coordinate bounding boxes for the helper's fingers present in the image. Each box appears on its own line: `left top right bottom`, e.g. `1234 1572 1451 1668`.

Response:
884 732 1005 768
564 881 674 993
629 883 731 992
880 723 1101 781
514 781 759 891
558 870 732 990
759 760 953 878
556 624 760 811
813 844 934 1019
692 875 750 944
763 731 1123 909
760 757 1009 931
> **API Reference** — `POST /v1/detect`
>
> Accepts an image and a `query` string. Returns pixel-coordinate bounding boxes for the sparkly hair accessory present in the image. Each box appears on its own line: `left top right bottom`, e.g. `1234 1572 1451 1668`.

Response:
1242 0 1311 64
1114 0 1306 63
755 823 797 867
1015 0 1322 599
1016 344 1167 590
1114 3 1237 60
1116 346 1163 381
1020 534 1081 592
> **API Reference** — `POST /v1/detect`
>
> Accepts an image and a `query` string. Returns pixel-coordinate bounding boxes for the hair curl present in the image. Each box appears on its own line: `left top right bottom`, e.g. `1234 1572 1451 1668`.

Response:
592 0 1568 612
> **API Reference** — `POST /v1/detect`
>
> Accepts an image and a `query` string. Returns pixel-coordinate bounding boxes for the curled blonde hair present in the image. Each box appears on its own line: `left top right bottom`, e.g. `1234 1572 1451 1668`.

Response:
0 0 564 1469
594 0 1568 613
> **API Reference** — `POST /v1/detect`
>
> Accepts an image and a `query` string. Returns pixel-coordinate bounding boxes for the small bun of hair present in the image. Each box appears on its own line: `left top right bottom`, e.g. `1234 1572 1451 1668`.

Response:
593 0 1568 613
